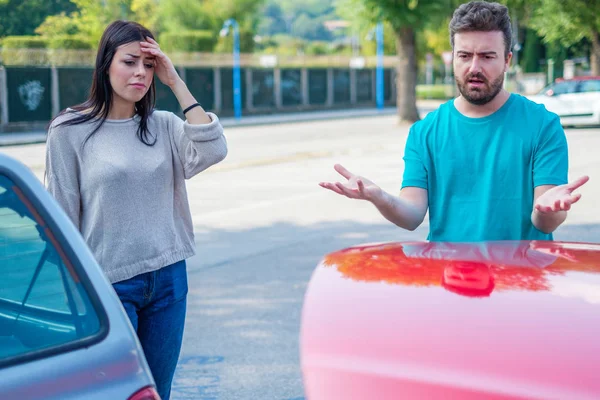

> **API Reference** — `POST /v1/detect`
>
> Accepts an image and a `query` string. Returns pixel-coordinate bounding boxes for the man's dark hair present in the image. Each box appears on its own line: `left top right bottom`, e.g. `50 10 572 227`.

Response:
449 1 512 57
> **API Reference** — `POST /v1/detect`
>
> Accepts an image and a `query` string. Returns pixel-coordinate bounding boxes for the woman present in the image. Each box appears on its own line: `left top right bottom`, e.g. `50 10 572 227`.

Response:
45 20 227 400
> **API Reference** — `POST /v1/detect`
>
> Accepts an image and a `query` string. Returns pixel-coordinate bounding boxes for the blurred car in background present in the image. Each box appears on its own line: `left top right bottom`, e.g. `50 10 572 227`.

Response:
301 240 600 399
527 76 600 127
0 154 159 400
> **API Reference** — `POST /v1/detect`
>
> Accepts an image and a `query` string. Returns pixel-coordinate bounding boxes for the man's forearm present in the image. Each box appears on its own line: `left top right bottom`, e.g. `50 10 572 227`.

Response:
371 191 426 231
531 209 567 234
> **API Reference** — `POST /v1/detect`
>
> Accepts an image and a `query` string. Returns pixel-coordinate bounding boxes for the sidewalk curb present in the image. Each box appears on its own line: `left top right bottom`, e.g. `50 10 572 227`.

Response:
0 103 442 147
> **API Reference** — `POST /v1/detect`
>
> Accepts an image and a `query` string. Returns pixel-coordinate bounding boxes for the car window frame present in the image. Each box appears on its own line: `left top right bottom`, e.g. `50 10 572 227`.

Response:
0 162 109 370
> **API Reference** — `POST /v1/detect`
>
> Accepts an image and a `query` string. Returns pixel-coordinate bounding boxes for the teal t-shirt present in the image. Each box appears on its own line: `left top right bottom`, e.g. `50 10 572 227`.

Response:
401 93 568 242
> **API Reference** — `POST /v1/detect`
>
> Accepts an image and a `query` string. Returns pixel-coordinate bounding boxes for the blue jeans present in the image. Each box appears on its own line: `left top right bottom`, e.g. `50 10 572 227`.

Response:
112 260 188 400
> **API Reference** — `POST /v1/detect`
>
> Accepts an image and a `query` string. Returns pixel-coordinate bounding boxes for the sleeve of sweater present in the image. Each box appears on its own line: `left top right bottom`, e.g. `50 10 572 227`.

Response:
170 111 228 179
45 124 81 230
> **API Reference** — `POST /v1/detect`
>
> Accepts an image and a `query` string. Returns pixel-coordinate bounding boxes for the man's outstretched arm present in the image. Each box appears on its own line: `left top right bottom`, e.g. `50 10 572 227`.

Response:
531 175 589 234
319 164 428 231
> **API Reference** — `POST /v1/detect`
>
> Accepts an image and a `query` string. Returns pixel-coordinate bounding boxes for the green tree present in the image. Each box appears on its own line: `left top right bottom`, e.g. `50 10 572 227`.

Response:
520 29 544 73
526 0 600 75
336 0 455 122
422 16 453 57
157 0 215 33
278 0 335 20
291 13 332 41
265 0 338 40
0 0 76 37
131 0 160 32
204 0 267 53
257 2 288 36
36 0 137 47
360 22 397 56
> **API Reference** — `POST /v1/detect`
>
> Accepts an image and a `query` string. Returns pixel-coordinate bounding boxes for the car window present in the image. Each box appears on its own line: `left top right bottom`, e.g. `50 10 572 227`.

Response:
578 79 600 93
549 81 578 95
0 174 100 363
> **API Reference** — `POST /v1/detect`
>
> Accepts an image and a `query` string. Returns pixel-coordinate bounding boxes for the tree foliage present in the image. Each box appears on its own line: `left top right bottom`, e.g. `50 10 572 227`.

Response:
0 0 76 37
335 0 455 32
527 0 600 47
156 0 215 33
334 0 456 122
511 0 600 74
258 0 338 41
35 0 137 46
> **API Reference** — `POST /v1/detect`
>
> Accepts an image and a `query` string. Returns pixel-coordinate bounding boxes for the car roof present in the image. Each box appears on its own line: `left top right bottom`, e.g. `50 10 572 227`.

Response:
555 76 600 82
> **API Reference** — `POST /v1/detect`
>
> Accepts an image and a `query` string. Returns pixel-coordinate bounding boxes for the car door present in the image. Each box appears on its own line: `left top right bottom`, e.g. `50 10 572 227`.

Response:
540 80 579 117
0 154 158 400
571 79 600 119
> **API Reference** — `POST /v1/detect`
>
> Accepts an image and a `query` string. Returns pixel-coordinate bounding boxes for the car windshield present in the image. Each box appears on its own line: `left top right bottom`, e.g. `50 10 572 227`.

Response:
0 174 100 364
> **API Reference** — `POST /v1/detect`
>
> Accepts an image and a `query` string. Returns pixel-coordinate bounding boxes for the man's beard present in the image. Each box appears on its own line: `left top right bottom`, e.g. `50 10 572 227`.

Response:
455 72 504 106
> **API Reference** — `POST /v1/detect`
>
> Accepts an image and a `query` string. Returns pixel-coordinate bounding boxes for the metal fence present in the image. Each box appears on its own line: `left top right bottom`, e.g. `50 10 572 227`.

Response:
0 65 398 129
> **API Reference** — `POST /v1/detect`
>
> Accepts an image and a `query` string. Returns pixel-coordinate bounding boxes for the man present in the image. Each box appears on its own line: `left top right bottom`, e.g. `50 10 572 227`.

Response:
320 0 588 242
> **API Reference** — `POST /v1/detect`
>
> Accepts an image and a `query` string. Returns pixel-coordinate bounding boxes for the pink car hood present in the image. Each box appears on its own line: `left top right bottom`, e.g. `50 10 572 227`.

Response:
300 241 600 400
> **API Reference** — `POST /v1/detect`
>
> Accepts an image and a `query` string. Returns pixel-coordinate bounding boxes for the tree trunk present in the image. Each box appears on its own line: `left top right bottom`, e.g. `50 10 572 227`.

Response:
591 30 600 76
395 26 420 123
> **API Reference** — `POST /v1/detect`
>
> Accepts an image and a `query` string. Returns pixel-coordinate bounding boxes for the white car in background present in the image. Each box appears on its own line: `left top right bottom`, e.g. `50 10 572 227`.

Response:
527 76 600 127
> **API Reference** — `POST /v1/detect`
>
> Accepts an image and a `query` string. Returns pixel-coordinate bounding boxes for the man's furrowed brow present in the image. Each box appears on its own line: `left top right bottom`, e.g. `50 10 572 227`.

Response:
456 50 498 56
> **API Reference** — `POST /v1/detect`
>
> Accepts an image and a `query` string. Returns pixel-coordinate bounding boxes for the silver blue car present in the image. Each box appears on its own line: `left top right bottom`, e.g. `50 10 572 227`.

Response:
0 153 159 400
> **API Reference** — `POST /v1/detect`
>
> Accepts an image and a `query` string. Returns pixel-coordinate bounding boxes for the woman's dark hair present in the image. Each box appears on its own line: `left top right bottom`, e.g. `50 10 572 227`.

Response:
51 20 157 146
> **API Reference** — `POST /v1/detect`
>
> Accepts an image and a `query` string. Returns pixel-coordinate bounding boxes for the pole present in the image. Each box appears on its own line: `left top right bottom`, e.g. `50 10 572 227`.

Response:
232 21 242 120
376 22 384 110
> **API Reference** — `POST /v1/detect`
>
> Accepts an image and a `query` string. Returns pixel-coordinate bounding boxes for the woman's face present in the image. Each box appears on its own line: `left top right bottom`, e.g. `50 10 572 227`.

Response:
108 41 155 109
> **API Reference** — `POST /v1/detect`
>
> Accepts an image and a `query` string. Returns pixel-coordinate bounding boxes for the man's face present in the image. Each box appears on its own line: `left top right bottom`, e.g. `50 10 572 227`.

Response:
444 262 491 291
453 31 512 105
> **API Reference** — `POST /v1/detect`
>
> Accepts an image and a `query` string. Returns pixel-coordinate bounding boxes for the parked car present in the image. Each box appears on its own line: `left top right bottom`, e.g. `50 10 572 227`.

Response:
301 240 600 399
527 76 600 127
0 153 159 399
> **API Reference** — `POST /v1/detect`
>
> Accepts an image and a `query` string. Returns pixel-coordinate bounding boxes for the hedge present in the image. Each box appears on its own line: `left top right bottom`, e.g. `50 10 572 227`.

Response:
47 35 94 50
214 30 255 54
159 30 216 52
1 36 48 49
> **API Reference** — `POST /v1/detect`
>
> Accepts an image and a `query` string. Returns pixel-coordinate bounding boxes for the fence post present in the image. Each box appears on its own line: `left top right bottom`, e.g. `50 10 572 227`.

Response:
350 68 357 104
0 67 8 125
213 67 222 113
326 68 334 106
245 68 253 112
301 68 309 106
51 66 60 117
274 68 282 109
391 68 397 104
371 69 377 105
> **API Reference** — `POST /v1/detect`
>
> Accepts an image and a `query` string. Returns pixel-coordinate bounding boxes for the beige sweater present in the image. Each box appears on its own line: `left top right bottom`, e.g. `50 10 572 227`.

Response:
45 110 227 283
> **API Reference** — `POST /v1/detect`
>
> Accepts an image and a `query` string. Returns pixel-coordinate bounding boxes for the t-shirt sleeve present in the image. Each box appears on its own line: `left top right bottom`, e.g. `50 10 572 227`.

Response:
401 125 428 190
533 113 568 187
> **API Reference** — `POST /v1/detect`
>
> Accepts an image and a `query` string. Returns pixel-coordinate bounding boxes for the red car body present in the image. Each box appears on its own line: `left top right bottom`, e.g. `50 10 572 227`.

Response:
300 240 600 399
